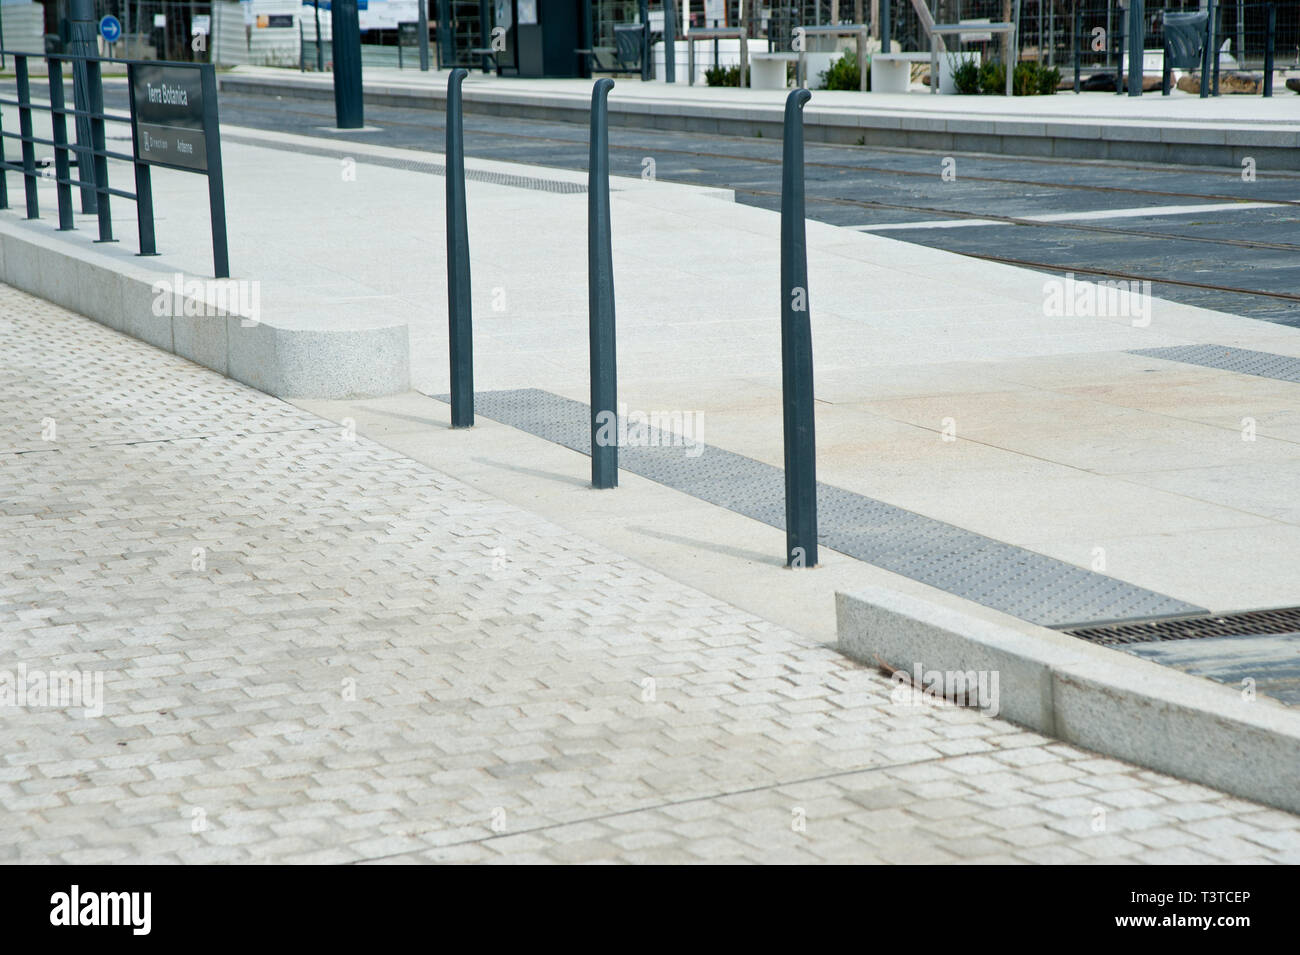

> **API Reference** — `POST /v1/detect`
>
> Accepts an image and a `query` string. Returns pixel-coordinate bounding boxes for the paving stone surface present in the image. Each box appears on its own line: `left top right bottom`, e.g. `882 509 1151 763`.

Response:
2 285 1298 864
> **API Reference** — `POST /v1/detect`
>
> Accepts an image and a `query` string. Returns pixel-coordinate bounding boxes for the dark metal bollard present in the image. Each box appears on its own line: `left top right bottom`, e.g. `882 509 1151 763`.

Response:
1264 3 1275 98
881 0 891 54
446 69 474 428
1127 0 1143 97
1162 38 1172 95
331 0 364 128
588 79 618 489
664 0 677 83
1073 9 1081 94
780 89 817 569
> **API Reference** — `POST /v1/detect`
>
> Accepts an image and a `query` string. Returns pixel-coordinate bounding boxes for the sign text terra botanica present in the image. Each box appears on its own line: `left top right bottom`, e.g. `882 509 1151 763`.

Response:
129 64 208 172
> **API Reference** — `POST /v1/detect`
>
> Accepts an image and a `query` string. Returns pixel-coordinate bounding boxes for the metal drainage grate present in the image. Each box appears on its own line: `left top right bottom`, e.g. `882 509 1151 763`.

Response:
439 388 1208 629
1129 345 1300 384
1060 606 1300 646
222 134 587 194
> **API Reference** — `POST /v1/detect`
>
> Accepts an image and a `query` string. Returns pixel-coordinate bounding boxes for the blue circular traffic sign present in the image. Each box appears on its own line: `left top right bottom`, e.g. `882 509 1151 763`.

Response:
99 15 122 43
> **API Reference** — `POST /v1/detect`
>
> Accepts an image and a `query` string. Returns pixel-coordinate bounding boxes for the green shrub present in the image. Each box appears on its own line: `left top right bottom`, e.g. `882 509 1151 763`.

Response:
974 59 1061 95
1013 60 1061 95
819 49 869 91
978 60 1006 94
704 64 742 87
950 56 980 94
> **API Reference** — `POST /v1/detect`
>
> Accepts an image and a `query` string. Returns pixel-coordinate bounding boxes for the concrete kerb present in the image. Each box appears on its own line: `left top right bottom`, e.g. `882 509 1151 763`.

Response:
0 216 410 399
217 69 1300 169
836 584 1300 814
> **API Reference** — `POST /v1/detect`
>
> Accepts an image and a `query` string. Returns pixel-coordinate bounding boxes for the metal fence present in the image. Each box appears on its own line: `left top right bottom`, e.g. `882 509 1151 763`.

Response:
0 40 229 276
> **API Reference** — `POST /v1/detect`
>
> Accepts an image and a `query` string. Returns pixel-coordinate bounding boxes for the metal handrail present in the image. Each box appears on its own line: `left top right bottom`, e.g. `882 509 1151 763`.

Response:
685 27 750 87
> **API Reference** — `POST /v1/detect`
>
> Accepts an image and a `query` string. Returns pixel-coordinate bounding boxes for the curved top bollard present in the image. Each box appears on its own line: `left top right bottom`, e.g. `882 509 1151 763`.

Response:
446 66 474 428
779 87 817 569
588 78 618 490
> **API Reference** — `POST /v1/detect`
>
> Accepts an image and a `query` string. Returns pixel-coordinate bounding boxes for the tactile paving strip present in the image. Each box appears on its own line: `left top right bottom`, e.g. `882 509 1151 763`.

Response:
1129 345 1300 383
223 134 587 194
440 388 1208 628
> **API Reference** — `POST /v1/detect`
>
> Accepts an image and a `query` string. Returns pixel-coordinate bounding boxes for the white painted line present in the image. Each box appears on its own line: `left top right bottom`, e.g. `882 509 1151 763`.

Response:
853 200 1289 232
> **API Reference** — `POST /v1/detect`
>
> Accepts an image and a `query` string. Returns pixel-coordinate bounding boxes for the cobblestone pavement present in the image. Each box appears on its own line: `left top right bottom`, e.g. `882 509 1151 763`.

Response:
3 286 1299 864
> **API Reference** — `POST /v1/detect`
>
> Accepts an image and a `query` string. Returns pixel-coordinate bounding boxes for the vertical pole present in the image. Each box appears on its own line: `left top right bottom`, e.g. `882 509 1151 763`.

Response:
479 0 491 71
1162 35 1172 94
87 59 113 241
1115 1 1125 93
780 88 817 570
15 56 40 220
1263 3 1274 97
1206 0 1216 95
1073 7 1081 93
438 0 454 68
1200 1 1211 97
1008 0 1020 96
855 0 865 90
201 66 230 278
1127 0 1143 95
581 0 593 78
49 59 75 231
125 65 155 252
588 79 618 490
0 46 6 210
639 0 650 80
665 0 677 82
332 0 365 128
69 0 98 214
418 0 431 70
880 0 889 53
446 69 474 428
315 0 325 72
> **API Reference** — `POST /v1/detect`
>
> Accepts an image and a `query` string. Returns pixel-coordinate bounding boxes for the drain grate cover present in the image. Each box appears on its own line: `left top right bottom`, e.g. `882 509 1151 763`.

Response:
1129 345 1300 384
1060 606 1300 646
439 388 1208 629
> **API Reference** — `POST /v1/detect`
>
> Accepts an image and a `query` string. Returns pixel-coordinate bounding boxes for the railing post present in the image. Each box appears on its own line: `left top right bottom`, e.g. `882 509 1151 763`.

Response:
1073 8 1081 93
123 64 156 254
1264 3 1275 98
87 57 113 242
881 0 890 54
14 55 40 220
1127 0 1143 96
664 0 677 83
446 68 474 428
588 79 618 490
0 73 7 210
780 88 817 570
48 58 75 231
69 0 99 213
201 66 230 278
